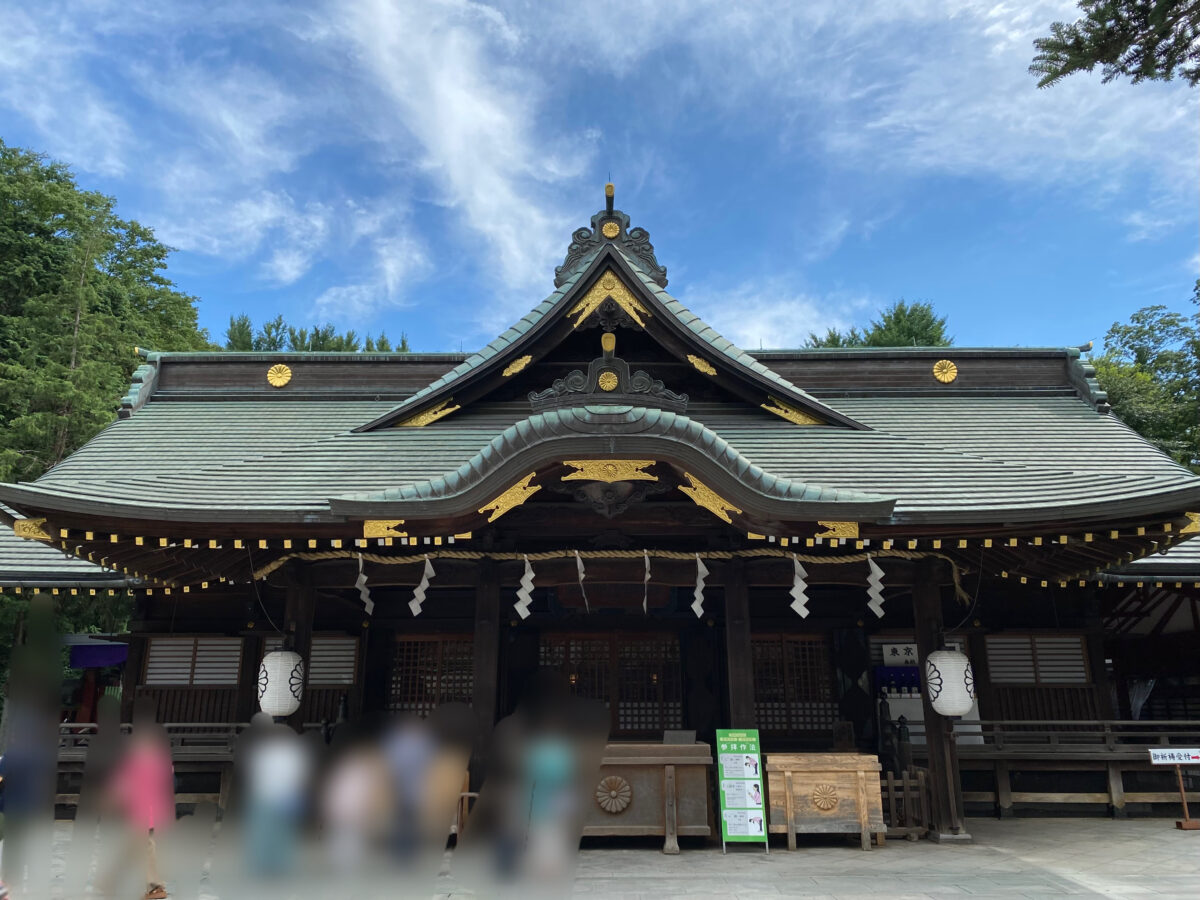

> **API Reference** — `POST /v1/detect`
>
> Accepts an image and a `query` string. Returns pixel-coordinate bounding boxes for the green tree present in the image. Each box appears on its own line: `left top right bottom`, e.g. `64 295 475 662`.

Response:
0 141 210 483
1092 283 1199 470
226 314 409 353
1031 0 1200 88
806 300 952 348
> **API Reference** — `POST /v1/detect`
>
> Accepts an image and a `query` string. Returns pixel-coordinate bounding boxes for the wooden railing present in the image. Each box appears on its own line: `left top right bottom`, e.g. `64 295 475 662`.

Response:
899 719 1200 756
895 719 1200 816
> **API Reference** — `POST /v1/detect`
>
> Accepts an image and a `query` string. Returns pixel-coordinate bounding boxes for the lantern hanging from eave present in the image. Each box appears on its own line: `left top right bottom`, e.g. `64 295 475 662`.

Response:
924 649 975 717
258 649 305 717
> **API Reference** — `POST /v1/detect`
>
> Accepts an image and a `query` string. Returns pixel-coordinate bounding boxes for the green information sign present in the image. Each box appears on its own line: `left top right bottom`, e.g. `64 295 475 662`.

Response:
715 728 768 851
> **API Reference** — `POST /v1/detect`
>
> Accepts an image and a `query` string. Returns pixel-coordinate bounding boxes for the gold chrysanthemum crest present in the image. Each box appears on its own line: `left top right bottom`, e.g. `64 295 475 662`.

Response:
266 364 292 388
932 359 958 384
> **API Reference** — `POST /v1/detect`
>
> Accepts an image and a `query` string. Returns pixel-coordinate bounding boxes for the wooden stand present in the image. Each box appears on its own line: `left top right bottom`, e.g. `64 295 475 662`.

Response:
766 753 887 851
1176 765 1199 831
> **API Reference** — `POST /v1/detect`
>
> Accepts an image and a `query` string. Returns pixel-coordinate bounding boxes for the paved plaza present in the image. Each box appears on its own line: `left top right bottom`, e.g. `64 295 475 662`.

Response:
479 818 1200 900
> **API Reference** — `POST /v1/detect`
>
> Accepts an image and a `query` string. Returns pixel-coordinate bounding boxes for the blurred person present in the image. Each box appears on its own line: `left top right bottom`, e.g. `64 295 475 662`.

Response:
382 713 434 863
0 595 62 896
63 695 125 897
319 721 392 878
99 700 174 900
239 712 312 881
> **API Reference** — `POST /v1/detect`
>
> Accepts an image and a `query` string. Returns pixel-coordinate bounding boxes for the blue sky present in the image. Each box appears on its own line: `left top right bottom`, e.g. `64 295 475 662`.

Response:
0 0 1195 352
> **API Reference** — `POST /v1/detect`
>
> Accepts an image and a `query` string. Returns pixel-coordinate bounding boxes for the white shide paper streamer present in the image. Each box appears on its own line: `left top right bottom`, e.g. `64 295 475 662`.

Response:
790 556 810 618
514 555 535 620
691 553 709 618
867 556 886 618
643 549 651 615
355 554 375 616
575 549 590 613
408 556 435 617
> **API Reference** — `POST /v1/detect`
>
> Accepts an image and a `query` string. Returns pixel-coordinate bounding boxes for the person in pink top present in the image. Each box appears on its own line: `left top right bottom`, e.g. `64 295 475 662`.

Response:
101 703 175 899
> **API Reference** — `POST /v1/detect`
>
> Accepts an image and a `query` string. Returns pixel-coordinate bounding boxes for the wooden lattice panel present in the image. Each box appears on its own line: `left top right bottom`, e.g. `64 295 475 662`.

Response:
540 633 683 737
752 635 837 736
388 636 473 717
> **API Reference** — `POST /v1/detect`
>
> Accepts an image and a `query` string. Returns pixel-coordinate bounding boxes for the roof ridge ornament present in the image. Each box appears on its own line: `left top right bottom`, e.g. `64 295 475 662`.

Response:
555 182 668 288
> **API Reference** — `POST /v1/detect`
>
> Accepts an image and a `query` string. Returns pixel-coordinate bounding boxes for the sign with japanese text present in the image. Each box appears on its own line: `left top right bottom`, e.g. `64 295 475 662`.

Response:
1148 748 1200 765
715 728 768 847
882 643 919 666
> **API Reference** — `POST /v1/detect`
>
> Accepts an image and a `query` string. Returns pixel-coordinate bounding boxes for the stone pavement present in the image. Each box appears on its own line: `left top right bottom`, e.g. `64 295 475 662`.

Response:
445 818 1200 900
22 816 1200 899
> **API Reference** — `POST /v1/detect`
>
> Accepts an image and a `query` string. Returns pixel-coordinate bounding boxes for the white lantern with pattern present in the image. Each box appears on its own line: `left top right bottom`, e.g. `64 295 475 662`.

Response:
258 649 305 717
924 649 975 717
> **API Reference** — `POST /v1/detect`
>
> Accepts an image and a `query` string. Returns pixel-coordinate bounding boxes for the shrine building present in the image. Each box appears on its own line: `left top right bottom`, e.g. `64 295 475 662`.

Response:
3 186 1199 838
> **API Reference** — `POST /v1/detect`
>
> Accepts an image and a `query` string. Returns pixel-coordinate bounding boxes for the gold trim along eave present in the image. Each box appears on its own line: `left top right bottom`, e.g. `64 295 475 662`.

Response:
397 397 461 427
815 521 859 539
561 460 658 483
478 472 541 522
363 520 407 539
502 355 532 377
568 269 651 329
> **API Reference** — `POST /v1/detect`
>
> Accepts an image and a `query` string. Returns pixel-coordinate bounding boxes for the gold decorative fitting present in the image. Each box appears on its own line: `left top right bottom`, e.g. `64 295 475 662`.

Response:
561 460 658 483
815 521 859 539
266 364 292 388
478 472 541 522
568 269 651 329
363 520 407 539
13 518 52 542
601 332 616 353
595 775 632 814
601 221 620 239
1181 512 1199 535
687 354 716 376
932 359 958 384
597 371 619 391
604 182 615 199
762 396 823 426
811 784 839 811
397 397 460 427
679 472 742 524
502 355 532 377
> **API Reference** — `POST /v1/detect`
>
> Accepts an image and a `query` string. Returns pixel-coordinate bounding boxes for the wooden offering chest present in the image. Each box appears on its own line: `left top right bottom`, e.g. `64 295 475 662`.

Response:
580 741 714 854
765 753 887 850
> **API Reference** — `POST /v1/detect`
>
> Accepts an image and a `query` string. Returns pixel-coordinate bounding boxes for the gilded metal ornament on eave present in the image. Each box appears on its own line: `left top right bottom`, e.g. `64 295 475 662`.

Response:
13 518 53 542
502 355 533 377
762 396 824 426
679 472 742 524
478 472 541 522
561 460 658 483
362 520 407 539
687 354 717 376
397 398 461 427
815 521 859 539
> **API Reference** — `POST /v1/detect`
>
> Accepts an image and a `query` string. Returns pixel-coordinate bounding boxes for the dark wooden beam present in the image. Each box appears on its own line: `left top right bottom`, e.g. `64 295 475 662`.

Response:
283 562 316 730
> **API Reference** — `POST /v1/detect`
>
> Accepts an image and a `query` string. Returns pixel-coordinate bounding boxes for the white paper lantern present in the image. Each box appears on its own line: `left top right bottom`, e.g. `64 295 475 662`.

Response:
924 649 975 717
258 649 305 717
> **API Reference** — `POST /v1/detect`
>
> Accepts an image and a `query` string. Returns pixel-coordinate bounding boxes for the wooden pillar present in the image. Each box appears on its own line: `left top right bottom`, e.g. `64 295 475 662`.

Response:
236 633 263 721
121 634 147 723
1082 587 1115 718
472 559 501 731
912 558 970 841
724 558 756 728
284 562 316 730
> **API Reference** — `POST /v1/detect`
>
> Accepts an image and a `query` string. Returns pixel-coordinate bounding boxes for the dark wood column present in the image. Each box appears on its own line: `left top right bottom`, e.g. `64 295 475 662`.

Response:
284 562 316 730
472 560 501 731
236 633 264 721
1082 587 1115 718
724 558 756 728
121 634 147 723
912 558 970 841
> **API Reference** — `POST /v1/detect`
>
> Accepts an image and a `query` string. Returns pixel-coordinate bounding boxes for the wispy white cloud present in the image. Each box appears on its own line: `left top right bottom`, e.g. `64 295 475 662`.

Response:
679 278 871 350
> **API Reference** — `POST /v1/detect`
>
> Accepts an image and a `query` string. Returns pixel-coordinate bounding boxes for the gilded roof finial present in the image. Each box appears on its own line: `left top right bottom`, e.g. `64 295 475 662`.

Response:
605 182 614 215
